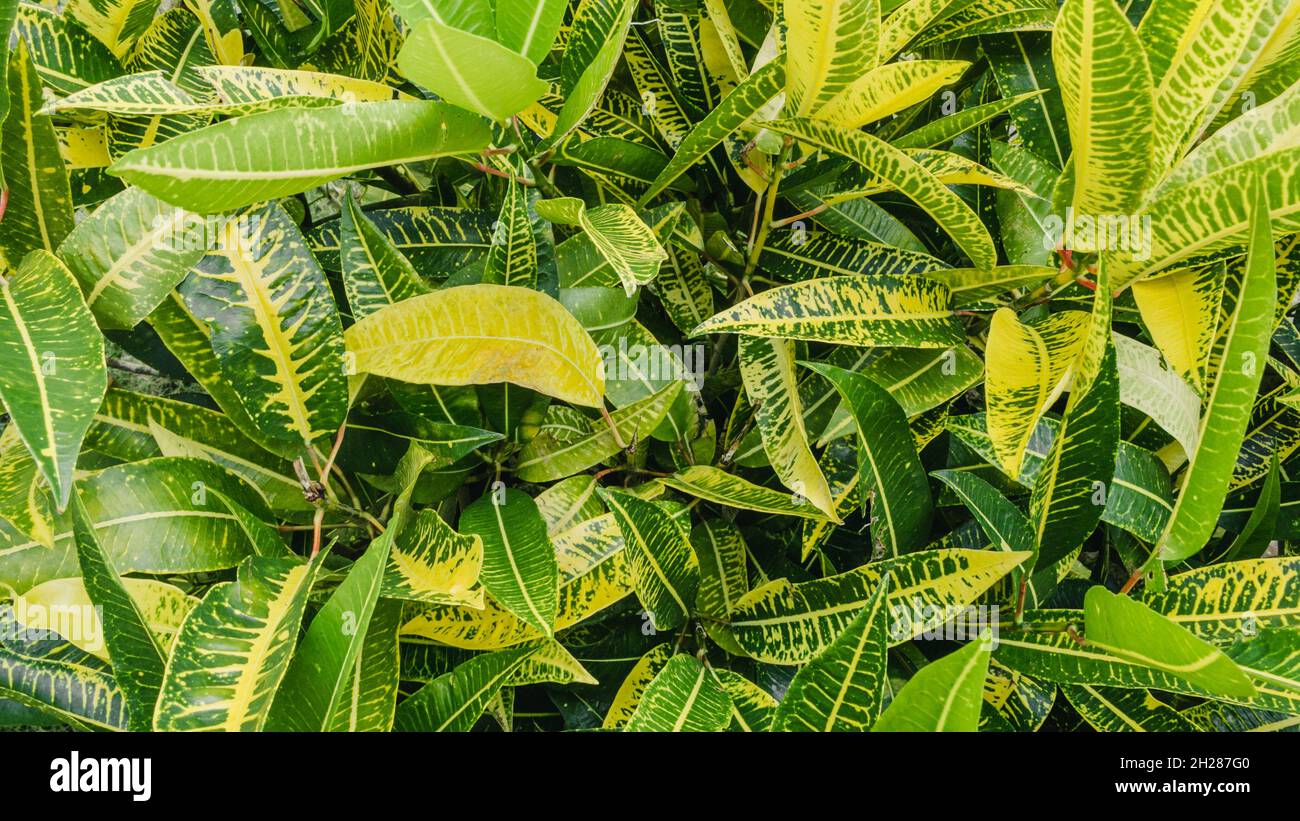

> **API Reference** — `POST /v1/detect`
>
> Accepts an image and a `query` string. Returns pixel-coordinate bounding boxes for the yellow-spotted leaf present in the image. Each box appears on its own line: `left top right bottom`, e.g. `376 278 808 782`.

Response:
1131 264 1223 392
199 65 403 108
639 57 786 204
1027 262 1120 568
536 197 666 295
9 574 194 665
1143 557 1300 643
1052 0 1155 217
728 549 1028 664
692 275 963 348
66 0 158 59
1147 0 1280 176
624 653 732 732
764 118 996 269
176 203 347 459
602 643 672 729
153 553 324 731
1112 145 1300 289
1062 684 1200 732
785 0 880 117
40 70 200 116
985 308 1089 478
382 508 483 608
0 606 127 730
817 60 969 128
0 425 54 548
56 186 205 330
660 465 833 521
344 284 606 409
773 576 891 732
0 251 107 510
738 336 836 519
338 193 430 322
599 488 699 631
393 644 535 732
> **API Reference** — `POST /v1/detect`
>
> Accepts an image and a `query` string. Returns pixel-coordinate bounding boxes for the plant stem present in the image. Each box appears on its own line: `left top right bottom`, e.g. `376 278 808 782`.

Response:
744 139 792 276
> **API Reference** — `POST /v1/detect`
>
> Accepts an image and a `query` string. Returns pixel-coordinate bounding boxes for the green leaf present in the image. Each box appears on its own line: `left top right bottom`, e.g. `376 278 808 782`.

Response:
459 488 558 637
109 100 491 213
0 41 75 265
932 469 1036 555
0 250 107 510
774 576 891 731
494 0 565 65
1156 181 1276 562
0 457 273 594
393 644 535 731
544 0 635 149
69 488 165 730
1083 586 1257 699
268 527 400 731
515 381 683 482
1028 263 1120 567
804 362 932 556
871 633 992 732
640 57 785 203
396 18 547 122
624 653 732 732
599 488 699 631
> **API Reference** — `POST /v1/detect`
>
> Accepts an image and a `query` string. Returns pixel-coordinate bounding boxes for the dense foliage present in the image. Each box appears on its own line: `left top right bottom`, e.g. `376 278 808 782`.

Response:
0 0 1298 733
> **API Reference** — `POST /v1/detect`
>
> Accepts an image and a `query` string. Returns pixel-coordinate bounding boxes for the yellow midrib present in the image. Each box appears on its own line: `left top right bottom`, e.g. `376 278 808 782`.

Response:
224 223 317 446
223 562 310 731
